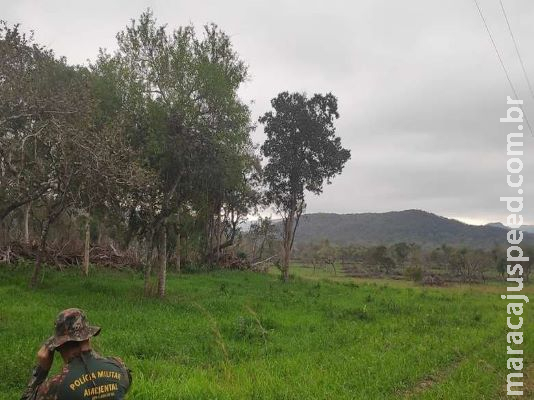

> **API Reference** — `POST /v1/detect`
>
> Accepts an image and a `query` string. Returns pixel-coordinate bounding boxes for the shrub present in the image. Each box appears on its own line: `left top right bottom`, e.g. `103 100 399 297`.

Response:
404 265 423 282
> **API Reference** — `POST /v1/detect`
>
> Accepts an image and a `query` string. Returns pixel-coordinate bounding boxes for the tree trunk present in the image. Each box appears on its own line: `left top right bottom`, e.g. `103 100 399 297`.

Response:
204 215 212 262
144 235 154 296
282 210 295 282
158 227 167 298
183 234 189 265
258 238 266 261
0 220 5 247
176 231 181 274
30 219 50 289
23 202 31 245
251 241 257 263
215 212 222 263
83 215 90 276
97 224 102 245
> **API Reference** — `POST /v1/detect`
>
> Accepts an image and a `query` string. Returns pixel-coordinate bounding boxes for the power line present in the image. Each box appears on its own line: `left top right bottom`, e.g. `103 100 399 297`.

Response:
473 0 534 136
473 0 516 97
499 0 534 101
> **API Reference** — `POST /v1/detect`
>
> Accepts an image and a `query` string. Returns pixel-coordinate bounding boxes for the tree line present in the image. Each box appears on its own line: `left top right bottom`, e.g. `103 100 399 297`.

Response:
291 240 533 283
0 12 351 295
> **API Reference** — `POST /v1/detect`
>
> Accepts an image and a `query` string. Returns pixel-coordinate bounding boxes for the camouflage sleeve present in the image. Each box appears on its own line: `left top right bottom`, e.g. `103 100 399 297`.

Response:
20 365 49 400
35 374 61 400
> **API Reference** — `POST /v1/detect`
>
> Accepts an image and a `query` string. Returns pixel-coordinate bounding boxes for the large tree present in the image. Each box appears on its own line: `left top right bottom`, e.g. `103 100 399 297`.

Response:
259 92 350 281
0 23 94 286
98 10 259 296
0 23 67 222
1 15 260 294
0 22 150 287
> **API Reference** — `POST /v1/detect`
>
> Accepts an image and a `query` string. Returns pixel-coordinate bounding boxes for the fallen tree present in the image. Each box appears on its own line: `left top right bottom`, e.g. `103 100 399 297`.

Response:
0 241 142 270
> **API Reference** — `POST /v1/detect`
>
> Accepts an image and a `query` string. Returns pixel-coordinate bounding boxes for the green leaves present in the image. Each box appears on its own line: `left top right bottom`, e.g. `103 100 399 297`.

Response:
96 10 258 263
260 91 351 211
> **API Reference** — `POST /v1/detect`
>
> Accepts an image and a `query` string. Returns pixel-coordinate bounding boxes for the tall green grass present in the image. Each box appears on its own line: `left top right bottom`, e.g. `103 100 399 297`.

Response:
0 264 531 399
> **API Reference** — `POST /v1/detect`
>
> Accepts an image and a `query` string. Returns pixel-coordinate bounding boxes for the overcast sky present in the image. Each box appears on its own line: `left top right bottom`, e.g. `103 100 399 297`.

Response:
3 0 534 225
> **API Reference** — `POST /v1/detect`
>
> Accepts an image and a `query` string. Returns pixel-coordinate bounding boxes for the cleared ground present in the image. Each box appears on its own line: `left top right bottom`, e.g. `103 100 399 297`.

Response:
1 264 532 399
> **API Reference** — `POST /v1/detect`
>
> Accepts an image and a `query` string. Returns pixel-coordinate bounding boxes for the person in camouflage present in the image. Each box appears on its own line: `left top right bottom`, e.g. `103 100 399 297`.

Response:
21 308 132 400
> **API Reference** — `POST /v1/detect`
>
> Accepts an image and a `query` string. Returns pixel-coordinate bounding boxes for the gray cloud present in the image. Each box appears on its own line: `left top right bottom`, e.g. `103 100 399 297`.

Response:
3 0 534 224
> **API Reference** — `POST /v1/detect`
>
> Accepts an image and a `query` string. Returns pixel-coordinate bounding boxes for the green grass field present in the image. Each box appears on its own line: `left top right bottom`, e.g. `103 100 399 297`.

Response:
1 264 532 399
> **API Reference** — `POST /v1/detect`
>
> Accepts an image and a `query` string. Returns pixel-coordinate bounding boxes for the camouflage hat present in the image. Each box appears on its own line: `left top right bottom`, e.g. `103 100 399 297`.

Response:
45 308 101 351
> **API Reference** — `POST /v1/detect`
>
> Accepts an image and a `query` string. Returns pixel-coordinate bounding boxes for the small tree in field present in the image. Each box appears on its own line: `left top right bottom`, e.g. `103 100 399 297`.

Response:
249 216 277 262
259 92 350 281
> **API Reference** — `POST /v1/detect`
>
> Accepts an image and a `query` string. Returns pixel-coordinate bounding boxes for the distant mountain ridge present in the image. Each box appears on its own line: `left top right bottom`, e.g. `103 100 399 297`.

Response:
486 222 534 234
292 210 534 249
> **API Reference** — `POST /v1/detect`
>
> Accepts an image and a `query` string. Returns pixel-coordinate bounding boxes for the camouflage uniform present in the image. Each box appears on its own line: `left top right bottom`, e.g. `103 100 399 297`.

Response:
21 309 132 400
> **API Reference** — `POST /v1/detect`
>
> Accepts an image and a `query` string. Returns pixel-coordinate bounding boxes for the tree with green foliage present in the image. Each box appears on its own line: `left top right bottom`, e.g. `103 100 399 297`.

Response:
392 242 410 266
1 21 158 288
0 22 71 223
259 92 350 281
448 247 491 283
496 257 506 280
365 245 396 275
92 10 259 296
0 23 143 287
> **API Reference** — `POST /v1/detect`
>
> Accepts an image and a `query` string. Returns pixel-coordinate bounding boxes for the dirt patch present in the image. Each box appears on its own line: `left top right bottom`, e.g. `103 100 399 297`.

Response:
398 359 463 399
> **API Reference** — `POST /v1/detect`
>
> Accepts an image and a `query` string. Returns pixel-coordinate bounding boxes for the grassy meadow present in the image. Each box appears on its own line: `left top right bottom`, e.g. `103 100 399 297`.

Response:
0 264 532 399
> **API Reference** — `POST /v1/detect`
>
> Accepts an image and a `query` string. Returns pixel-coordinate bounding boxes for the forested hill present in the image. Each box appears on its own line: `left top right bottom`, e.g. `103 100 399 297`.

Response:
292 210 534 249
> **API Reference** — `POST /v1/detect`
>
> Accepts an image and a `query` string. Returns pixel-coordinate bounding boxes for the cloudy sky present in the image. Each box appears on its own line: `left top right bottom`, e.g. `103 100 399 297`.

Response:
3 0 534 225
